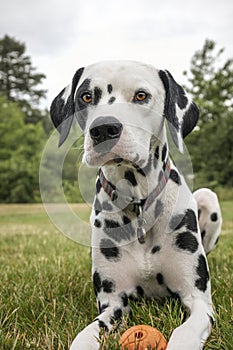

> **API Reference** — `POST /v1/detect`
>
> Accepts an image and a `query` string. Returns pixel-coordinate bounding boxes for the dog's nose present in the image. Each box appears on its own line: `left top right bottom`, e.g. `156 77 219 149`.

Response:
89 117 122 151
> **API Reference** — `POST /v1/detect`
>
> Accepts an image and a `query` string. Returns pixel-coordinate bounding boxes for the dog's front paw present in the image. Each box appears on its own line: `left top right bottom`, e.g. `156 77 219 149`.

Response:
166 324 205 350
70 322 100 350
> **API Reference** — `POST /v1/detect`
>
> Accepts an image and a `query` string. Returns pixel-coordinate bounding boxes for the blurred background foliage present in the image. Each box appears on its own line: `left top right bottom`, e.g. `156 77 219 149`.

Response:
0 35 232 203
183 39 233 192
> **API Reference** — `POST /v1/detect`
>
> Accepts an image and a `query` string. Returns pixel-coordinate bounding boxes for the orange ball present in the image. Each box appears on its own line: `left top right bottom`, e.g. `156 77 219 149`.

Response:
119 325 167 350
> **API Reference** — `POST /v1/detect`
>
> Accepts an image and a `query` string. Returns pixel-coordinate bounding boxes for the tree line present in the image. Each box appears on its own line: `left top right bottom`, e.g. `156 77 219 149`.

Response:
184 39 233 190
0 35 232 203
0 35 82 203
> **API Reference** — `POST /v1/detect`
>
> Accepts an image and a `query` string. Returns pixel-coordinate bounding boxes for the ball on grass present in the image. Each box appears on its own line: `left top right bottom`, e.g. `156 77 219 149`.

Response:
119 324 167 350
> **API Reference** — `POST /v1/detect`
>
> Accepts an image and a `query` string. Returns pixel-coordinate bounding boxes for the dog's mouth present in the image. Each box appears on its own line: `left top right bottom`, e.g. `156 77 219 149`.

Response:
104 155 144 168
84 145 147 169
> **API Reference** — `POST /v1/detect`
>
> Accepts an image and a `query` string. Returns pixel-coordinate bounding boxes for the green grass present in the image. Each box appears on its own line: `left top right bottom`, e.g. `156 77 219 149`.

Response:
0 202 232 349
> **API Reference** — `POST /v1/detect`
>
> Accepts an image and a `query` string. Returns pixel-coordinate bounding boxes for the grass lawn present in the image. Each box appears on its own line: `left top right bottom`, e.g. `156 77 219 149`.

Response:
0 201 232 349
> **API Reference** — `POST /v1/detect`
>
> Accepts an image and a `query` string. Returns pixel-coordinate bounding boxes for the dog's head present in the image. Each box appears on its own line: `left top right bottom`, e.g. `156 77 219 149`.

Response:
50 61 198 167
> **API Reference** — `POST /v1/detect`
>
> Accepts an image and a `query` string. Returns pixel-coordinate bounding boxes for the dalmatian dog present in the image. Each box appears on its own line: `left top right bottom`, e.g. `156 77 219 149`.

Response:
50 61 220 350
194 188 222 255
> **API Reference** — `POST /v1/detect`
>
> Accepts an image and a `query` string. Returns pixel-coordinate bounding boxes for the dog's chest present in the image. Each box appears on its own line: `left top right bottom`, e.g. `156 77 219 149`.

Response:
134 240 161 280
91 175 184 298
119 235 171 298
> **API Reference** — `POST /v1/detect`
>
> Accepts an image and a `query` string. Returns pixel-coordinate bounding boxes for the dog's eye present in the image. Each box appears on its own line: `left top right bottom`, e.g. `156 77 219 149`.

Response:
81 92 92 104
134 91 148 102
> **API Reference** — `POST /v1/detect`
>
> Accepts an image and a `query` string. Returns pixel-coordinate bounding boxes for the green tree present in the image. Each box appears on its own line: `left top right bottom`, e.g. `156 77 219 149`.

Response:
0 96 45 202
184 39 233 188
0 34 47 123
40 133 86 204
184 39 233 125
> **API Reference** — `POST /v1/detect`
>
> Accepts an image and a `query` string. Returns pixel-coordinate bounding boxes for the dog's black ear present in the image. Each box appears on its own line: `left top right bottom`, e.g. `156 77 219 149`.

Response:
50 67 84 146
159 70 199 153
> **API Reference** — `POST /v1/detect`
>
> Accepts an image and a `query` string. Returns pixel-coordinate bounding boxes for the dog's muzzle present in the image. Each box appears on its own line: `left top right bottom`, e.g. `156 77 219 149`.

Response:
89 116 123 153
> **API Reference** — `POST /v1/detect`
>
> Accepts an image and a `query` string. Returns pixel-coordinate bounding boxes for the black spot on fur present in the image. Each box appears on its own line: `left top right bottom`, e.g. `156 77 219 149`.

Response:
102 201 113 211
105 219 120 230
104 219 120 241
133 164 146 177
104 218 135 242
125 170 137 186
128 294 138 302
154 146 160 160
156 273 164 285
108 96 116 104
100 239 121 261
175 231 198 253
102 279 115 293
99 303 109 313
169 213 185 230
151 245 161 254
136 286 144 297
173 209 198 232
107 84 113 94
110 308 123 325
201 230 206 240
98 320 109 332
162 143 167 162
198 209 201 219
210 212 218 222
154 200 163 220
93 271 102 295
120 292 128 307
94 272 115 297
195 254 209 292
123 216 131 225
113 308 123 321
93 87 102 105
94 219 101 228
153 146 159 168
94 198 102 216
96 179 102 193
169 169 181 185
169 209 198 232
185 209 198 232
167 287 180 300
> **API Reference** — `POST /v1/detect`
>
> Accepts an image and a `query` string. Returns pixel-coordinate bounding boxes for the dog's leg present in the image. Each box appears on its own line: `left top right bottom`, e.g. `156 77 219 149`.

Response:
70 303 129 350
70 321 101 350
194 188 222 255
166 297 213 350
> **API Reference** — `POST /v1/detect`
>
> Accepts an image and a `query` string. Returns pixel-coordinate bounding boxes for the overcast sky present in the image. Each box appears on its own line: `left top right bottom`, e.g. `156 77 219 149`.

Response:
1 0 233 108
